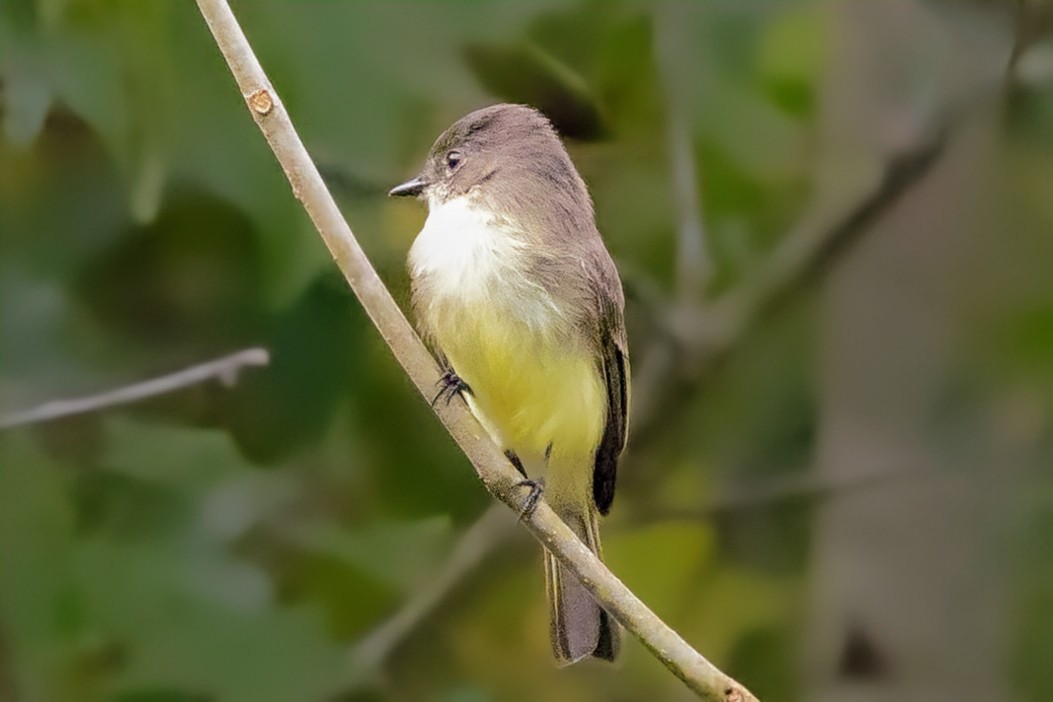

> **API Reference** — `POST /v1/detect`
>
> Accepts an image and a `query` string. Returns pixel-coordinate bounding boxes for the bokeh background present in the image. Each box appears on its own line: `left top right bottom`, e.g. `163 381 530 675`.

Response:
3 1 1053 701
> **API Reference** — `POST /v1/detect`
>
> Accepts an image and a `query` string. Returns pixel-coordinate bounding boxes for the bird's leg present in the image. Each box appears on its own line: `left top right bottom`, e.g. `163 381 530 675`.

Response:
431 366 472 407
504 449 527 478
506 449 543 520
515 478 544 521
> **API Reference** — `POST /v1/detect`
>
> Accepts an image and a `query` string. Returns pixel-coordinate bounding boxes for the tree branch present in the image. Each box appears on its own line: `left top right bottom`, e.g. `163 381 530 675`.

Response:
629 127 948 452
193 1 756 699
0 347 271 430
702 133 947 344
655 1 712 303
634 462 921 526
349 503 516 676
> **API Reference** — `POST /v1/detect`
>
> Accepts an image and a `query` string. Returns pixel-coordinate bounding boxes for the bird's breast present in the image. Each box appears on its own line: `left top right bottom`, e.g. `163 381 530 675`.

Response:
407 196 603 459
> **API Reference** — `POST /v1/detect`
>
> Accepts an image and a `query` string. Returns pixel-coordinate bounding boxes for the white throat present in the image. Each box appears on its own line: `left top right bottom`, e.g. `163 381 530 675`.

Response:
407 195 564 335
408 195 519 294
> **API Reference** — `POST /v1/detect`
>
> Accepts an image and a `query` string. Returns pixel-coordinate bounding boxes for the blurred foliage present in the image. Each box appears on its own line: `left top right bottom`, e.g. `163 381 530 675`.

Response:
2 1 1053 701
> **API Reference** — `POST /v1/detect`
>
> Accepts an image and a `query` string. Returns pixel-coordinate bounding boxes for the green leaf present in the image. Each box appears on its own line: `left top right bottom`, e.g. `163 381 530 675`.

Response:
286 517 454 594
0 27 54 146
463 42 607 140
225 272 360 464
102 418 251 493
756 7 826 117
0 436 77 699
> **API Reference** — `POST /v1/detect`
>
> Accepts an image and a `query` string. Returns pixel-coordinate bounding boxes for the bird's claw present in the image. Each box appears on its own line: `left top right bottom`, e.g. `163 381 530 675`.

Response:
515 478 544 521
432 368 472 407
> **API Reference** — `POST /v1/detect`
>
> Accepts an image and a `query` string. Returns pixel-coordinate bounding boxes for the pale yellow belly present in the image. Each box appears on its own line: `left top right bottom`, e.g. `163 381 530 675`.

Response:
433 302 605 465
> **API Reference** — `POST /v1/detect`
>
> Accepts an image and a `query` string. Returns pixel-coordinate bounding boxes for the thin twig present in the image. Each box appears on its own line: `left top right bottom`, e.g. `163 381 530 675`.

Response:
634 462 921 526
629 128 949 452
194 2 756 699
1007 1 1053 86
655 1 712 302
349 504 516 674
702 133 948 344
0 347 271 430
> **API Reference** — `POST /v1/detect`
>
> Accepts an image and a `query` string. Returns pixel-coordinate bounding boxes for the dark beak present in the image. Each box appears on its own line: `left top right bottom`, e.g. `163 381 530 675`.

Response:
388 176 427 198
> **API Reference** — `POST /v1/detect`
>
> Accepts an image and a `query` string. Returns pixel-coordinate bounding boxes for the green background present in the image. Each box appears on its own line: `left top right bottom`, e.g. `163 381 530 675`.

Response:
3 1 1053 701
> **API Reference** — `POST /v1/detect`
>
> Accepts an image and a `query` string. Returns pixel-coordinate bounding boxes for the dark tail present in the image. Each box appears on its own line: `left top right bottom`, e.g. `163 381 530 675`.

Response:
544 505 620 666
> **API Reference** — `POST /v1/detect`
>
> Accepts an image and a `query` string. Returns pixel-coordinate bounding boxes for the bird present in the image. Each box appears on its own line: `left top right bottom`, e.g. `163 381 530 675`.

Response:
390 103 629 665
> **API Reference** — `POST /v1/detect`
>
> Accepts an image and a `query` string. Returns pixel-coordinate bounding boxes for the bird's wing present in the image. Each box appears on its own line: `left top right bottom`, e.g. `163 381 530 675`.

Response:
592 324 629 516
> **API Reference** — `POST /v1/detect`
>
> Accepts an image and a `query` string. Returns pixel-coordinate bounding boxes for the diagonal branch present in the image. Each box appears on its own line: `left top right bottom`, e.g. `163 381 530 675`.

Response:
349 503 516 675
0 347 271 430
194 1 756 699
634 461 921 526
629 127 949 451
703 133 947 347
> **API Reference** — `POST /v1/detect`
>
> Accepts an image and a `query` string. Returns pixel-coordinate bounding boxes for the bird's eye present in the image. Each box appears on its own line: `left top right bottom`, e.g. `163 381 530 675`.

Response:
446 151 463 171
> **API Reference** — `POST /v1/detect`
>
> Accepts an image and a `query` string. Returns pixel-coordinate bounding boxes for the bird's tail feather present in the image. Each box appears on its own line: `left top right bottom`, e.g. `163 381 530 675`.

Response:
544 504 620 666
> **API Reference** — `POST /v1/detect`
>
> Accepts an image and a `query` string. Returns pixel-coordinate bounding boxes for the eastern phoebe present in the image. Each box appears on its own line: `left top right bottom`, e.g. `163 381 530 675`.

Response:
390 104 629 666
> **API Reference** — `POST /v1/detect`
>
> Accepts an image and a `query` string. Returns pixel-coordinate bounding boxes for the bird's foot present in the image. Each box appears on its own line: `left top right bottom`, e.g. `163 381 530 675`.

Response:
515 478 544 521
432 368 472 407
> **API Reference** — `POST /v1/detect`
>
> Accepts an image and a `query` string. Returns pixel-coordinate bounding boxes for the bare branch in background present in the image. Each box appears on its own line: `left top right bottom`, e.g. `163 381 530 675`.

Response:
655 2 712 303
349 504 516 675
1007 1 1053 84
634 462 922 526
640 64 1010 444
0 347 271 431
194 1 757 699
629 126 949 451
703 132 947 341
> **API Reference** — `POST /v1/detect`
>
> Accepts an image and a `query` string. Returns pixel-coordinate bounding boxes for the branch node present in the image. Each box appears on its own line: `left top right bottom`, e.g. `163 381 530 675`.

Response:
247 88 273 115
